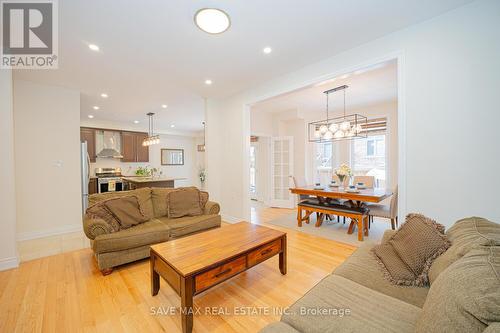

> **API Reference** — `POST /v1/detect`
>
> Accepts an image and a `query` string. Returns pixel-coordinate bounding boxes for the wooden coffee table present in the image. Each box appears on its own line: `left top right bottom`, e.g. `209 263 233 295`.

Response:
150 221 287 333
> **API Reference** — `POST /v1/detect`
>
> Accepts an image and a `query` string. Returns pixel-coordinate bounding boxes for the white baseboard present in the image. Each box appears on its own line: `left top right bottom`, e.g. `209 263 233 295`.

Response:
17 224 83 241
222 214 244 224
0 256 19 271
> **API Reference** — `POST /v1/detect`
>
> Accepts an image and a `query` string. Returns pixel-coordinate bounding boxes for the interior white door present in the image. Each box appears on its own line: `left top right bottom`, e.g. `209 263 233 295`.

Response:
270 136 294 208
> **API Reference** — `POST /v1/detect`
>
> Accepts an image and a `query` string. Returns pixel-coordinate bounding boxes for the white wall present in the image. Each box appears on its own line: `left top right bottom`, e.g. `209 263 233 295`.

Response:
207 0 500 227
0 70 19 270
13 80 82 239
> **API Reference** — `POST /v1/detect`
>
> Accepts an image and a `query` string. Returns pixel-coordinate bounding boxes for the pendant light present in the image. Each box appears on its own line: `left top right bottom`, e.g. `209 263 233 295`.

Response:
308 85 367 142
143 112 160 146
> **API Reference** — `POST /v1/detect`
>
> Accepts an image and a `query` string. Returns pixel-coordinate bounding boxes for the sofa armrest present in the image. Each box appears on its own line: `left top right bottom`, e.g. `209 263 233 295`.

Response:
83 215 113 240
381 229 397 244
204 201 220 215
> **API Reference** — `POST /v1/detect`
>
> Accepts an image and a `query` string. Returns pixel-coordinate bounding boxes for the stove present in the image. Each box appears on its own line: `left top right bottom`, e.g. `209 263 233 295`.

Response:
95 167 124 193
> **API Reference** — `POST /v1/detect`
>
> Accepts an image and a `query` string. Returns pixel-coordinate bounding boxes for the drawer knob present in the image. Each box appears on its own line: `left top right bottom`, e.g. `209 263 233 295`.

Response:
261 248 273 256
215 268 232 278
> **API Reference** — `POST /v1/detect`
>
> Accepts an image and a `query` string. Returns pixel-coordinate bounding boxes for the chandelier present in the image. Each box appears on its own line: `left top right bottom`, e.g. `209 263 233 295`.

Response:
143 112 160 146
308 85 367 142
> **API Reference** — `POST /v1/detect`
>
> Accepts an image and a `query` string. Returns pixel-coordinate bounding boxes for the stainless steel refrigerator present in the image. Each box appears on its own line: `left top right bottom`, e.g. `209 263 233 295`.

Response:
81 141 91 215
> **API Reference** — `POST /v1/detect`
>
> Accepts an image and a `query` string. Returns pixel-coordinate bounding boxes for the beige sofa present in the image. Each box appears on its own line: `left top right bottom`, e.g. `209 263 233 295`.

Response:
82 187 221 274
260 217 500 333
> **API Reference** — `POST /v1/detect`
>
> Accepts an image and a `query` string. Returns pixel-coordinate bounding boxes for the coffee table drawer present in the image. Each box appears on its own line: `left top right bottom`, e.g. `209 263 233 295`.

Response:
248 239 282 267
195 256 246 293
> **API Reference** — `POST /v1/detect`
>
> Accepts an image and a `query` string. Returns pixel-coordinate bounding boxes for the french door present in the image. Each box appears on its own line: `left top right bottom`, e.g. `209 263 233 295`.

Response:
270 136 294 208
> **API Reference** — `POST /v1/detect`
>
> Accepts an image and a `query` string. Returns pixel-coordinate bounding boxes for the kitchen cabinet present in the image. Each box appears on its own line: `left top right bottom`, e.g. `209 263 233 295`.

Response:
80 128 96 162
121 131 149 162
89 178 98 195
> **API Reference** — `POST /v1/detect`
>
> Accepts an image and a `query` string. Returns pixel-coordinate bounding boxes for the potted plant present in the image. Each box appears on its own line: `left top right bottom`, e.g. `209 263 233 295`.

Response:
334 164 352 189
199 168 206 188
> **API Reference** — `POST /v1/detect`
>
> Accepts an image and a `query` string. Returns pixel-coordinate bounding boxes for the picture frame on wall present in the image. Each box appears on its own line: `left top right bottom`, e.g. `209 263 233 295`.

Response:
161 148 184 165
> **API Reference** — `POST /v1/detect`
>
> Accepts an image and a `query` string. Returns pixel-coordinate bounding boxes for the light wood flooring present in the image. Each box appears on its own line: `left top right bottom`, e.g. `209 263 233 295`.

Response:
0 204 356 333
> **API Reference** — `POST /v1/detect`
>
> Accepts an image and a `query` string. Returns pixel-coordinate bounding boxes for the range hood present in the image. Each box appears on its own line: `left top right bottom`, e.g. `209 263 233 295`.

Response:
96 131 123 158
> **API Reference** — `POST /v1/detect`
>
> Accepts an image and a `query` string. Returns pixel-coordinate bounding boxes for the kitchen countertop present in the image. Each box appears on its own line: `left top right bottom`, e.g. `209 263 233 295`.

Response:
121 177 186 183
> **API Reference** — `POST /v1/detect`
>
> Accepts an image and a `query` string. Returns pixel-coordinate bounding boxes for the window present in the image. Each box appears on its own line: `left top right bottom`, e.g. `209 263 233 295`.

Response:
315 142 333 170
351 134 386 187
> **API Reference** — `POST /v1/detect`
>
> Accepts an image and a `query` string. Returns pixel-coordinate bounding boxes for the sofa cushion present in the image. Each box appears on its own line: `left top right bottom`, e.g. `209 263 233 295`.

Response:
151 188 176 218
167 187 203 218
88 188 155 220
373 213 450 286
415 246 500 333
282 275 421 333
86 201 121 232
92 219 170 253
259 322 301 333
334 243 429 307
104 196 149 228
152 188 209 218
157 214 221 239
429 217 500 284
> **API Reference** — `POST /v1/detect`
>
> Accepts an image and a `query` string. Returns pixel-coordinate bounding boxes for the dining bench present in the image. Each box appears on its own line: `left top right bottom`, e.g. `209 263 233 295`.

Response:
297 200 370 241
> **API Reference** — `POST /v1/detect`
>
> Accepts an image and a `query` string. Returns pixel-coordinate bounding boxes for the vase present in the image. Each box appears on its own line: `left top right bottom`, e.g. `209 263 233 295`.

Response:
337 175 346 190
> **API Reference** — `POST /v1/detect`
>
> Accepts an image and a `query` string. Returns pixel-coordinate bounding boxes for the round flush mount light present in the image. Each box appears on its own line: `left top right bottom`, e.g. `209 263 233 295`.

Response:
100 93 108 98
205 79 212 85
161 104 168 109
194 8 230 34
88 115 94 119
133 120 139 124
263 47 272 54
93 106 100 110
88 44 99 52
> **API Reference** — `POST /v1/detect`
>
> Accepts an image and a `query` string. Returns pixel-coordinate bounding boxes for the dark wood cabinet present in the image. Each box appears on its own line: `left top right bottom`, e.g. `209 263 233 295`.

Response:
136 133 149 162
121 131 149 163
121 131 137 162
80 128 96 162
88 178 98 195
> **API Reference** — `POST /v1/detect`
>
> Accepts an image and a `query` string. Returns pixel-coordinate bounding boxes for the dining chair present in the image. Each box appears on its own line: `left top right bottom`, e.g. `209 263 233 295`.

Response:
353 175 375 189
367 185 398 230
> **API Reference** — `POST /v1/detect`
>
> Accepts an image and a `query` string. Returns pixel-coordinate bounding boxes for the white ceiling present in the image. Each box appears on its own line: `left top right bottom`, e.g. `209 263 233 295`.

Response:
251 60 398 115
13 0 471 134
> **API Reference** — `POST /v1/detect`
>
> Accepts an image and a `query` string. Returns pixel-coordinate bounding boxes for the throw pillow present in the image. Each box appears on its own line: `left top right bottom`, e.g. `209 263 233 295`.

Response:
167 187 203 218
104 196 149 228
372 213 451 286
86 202 121 232
415 246 500 333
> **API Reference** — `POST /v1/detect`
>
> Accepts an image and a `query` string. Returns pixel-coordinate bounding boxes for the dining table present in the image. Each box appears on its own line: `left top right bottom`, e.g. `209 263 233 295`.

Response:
290 185 393 240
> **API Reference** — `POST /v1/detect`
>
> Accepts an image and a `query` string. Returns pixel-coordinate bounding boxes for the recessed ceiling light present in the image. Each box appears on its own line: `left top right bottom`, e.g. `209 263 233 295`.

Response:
93 106 99 110
194 8 231 34
88 44 100 51
100 93 108 98
161 104 168 109
263 47 272 54
133 120 139 124
88 115 94 119
205 79 212 85
170 124 175 128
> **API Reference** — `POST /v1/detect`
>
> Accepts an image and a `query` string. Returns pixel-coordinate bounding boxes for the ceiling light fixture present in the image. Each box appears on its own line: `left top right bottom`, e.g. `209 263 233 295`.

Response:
143 112 160 146
205 79 212 85
194 8 230 34
263 47 272 54
88 44 99 51
170 124 175 128
88 115 94 119
134 120 139 124
93 106 99 110
308 85 367 142
161 104 168 109
100 93 108 98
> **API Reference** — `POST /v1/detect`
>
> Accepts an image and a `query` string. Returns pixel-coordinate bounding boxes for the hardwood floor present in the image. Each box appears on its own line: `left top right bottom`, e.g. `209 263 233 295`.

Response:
0 205 356 333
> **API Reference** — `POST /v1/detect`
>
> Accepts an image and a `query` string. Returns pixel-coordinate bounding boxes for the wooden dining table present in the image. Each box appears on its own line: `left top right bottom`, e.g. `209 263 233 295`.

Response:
290 185 393 240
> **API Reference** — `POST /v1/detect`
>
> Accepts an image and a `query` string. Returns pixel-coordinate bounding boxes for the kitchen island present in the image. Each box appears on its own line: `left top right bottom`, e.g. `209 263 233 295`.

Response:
121 177 186 189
